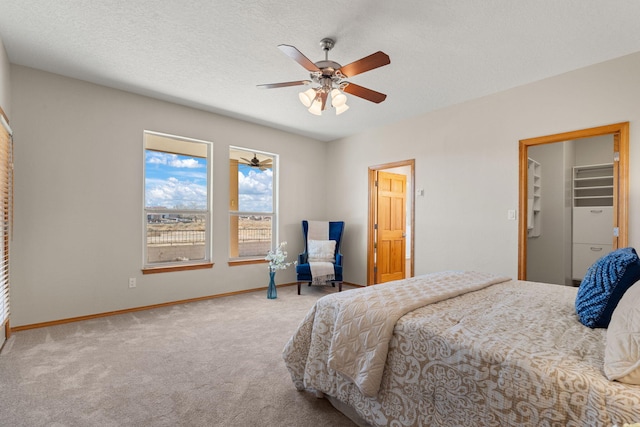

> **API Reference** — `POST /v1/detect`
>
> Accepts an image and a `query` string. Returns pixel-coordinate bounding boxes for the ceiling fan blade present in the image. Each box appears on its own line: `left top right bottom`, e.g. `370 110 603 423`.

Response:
343 82 387 104
338 51 390 78
260 159 273 164
320 91 328 110
278 45 321 72
257 80 311 89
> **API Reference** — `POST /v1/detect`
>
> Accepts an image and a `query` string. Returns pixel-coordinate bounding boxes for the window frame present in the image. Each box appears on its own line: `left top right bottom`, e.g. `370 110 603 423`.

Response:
0 109 13 338
142 131 213 274
228 146 278 264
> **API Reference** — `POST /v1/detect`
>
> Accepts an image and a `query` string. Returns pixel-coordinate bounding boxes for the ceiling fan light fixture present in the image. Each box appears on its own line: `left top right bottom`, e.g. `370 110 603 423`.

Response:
308 98 323 115
259 38 390 117
335 103 349 115
298 88 316 107
330 89 347 107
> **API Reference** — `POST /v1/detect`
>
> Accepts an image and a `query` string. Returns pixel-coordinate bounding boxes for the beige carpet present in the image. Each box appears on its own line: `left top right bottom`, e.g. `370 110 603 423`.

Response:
0 284 358 426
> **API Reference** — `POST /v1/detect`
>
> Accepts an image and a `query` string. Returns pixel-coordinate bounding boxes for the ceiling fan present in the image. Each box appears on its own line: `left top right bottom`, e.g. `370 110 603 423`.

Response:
257 38 390 115
240 153 273 170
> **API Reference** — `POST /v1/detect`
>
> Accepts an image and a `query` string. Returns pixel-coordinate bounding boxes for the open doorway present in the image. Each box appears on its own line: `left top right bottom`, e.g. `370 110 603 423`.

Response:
367 159 415 285
518 123 629 283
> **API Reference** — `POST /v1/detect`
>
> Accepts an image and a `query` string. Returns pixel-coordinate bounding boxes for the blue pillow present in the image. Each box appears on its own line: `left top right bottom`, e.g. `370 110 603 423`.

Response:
575 247 640 328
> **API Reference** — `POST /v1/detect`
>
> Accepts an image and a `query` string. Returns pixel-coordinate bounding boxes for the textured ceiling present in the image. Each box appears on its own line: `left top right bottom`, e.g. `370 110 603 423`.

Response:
1 1 640 141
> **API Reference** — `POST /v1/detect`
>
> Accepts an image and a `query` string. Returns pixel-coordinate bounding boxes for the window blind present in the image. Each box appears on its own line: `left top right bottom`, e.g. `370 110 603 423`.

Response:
0 112 13 335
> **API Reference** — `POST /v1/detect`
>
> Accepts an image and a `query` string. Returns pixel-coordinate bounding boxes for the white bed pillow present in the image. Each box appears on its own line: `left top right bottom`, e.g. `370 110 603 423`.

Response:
604 281 640 384
308 239 336 263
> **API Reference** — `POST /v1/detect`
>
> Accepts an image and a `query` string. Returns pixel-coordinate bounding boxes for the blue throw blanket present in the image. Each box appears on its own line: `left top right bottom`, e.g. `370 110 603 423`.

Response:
575 247 640 328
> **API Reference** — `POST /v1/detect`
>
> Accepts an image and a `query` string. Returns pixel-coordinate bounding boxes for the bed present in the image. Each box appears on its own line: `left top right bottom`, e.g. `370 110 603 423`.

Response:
283 270 640 426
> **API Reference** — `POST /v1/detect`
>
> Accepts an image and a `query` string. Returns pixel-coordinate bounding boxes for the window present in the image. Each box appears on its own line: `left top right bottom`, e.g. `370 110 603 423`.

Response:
229 147 276 261
0 111 12 336
143 131 212 272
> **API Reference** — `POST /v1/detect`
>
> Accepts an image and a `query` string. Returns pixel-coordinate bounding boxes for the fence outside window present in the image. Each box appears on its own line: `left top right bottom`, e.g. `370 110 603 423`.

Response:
146 228 271 245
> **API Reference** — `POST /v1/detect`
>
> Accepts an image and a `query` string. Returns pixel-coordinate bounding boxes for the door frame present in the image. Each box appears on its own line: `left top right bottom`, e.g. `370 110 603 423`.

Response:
367 159 415 285
518 122 629 280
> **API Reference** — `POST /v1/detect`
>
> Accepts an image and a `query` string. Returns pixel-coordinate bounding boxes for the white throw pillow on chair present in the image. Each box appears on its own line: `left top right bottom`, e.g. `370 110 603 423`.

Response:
308 240 336 263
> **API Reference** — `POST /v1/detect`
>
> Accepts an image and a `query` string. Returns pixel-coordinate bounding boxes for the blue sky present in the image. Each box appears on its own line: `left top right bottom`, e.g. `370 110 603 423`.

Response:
145 150 273 212
145 151 207 209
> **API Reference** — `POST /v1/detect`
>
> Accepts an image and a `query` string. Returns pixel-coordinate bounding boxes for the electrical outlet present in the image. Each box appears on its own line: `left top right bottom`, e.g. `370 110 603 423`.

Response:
128 278 136 288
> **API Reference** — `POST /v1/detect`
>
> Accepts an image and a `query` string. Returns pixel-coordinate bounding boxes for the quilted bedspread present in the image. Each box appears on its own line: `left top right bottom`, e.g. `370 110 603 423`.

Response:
283 274 640 426
283 271 510 397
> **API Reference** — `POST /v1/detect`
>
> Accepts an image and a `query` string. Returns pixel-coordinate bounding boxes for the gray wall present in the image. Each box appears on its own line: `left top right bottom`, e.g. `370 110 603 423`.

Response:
327 52 640 285
575 135 614 166
10 65 328 327
527 143 569 285
0 38 9 115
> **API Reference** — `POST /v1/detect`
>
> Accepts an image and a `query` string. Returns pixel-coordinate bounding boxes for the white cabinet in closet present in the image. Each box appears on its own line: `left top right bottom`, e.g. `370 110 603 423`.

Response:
572 163 614 282
527 158 541 237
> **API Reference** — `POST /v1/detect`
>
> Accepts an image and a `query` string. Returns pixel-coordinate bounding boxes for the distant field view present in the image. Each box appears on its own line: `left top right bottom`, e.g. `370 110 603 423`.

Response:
146 215 272 263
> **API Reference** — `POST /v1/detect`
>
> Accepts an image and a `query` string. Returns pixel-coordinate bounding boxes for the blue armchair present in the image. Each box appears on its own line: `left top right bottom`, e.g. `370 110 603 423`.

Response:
296 220 344 295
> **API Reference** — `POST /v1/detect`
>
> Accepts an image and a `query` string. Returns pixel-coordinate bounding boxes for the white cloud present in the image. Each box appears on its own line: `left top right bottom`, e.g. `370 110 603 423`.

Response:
146 151 204 169
146 177 207 209
147 151 167 165
170 157 202 168
238 169 273 212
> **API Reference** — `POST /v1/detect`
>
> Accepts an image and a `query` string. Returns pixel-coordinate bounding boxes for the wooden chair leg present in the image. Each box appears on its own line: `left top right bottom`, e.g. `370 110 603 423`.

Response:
339 282 342 292
297 282 301 295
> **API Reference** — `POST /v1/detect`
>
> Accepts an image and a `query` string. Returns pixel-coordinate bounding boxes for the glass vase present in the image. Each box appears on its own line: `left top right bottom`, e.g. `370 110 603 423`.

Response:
267 269 277 299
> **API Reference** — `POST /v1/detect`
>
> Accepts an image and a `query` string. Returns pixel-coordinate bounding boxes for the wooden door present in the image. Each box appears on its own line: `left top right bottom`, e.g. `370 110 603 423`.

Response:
376 171 406 283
